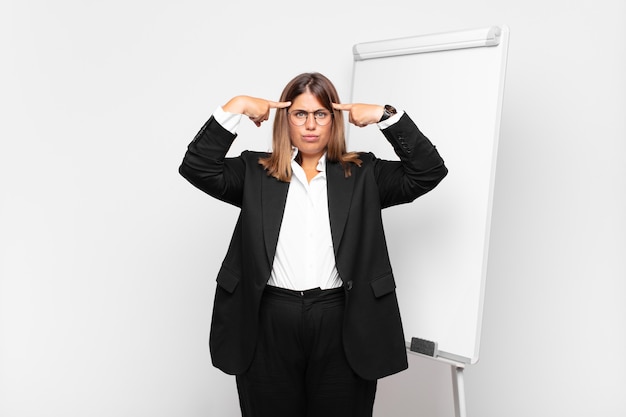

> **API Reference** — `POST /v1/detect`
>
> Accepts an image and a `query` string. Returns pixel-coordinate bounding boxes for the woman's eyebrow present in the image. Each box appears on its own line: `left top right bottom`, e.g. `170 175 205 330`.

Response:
291 107 328 112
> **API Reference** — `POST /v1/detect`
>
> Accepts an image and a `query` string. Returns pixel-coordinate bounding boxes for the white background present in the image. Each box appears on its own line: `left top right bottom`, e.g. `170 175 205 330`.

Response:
1 1 624 416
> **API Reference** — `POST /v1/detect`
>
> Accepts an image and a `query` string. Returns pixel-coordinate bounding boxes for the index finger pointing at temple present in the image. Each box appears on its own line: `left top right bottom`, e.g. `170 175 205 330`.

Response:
269 101 292 109
332 102 352 111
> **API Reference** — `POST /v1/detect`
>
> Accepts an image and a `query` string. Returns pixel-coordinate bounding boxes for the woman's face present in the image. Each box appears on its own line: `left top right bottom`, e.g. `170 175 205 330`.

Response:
287 91 332 162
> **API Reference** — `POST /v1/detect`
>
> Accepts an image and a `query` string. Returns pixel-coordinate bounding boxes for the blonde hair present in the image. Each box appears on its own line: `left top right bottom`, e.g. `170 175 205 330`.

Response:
259 72 361 182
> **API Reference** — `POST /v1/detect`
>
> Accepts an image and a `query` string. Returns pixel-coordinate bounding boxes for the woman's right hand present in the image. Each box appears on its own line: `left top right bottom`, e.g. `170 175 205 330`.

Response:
223 95 291 127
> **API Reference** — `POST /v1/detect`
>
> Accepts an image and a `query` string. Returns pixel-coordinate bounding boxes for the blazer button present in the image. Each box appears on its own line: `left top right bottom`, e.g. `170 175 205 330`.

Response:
345 280 353 291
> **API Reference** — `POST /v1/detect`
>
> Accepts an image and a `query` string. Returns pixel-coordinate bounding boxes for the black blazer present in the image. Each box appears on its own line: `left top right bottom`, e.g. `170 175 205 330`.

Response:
179 113 447 380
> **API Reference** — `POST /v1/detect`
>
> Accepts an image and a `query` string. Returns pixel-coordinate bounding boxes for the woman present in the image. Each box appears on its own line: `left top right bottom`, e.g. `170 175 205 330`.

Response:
179 72 447 417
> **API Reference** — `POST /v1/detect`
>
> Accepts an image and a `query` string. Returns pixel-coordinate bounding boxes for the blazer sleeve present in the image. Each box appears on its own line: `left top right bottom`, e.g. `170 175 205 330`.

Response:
372 112 448 208
178 116 246 208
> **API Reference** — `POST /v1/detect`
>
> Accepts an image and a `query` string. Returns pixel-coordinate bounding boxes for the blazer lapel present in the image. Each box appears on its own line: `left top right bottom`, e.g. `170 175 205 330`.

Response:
262 174 289 266
326 161 355 256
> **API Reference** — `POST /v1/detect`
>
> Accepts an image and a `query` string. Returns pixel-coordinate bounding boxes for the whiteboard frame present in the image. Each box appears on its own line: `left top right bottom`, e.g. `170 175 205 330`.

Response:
348 25 510 365
353 26 503 60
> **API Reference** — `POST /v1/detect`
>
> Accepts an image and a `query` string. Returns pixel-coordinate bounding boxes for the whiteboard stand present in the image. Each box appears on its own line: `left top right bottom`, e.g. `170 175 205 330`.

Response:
408 348 467 417
451 364 466 417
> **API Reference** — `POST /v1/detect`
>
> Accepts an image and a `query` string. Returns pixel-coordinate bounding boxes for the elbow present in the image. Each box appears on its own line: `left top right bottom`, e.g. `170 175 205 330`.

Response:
409 163 449 199
438 163 449 183
429 162 449 190
179 161 191 180
179 160 196 185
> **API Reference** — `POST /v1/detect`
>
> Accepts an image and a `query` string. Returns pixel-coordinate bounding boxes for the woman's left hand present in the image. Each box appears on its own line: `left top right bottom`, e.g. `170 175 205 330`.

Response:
332 103 385 128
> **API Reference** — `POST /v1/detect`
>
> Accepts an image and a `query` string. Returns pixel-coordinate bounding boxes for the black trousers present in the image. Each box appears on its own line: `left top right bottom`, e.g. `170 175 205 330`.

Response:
236 285 377 417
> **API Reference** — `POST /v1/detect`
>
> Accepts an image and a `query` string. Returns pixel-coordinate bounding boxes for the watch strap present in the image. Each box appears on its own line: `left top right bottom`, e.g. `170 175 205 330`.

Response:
379 104 397 122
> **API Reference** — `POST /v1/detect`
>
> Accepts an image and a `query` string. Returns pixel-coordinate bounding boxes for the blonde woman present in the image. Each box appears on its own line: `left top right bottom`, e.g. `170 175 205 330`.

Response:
180 72 447 417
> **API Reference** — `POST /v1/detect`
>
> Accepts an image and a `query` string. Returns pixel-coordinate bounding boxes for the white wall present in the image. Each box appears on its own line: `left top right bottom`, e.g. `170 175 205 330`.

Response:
1 1 624 416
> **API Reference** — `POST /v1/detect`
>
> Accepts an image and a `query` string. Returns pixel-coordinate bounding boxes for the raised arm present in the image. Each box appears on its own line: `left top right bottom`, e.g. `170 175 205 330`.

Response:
333 102 447 208
178 96 290 207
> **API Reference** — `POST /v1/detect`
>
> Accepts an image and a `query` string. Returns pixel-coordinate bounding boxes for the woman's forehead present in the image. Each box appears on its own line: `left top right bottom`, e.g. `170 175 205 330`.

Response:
290 91 326 109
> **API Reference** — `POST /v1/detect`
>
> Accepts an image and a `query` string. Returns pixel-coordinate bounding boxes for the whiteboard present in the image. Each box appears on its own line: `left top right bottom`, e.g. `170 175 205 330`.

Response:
347 26 509 364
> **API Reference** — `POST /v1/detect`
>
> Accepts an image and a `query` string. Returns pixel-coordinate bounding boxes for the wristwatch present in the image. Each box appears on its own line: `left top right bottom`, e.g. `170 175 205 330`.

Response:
379 104 397 122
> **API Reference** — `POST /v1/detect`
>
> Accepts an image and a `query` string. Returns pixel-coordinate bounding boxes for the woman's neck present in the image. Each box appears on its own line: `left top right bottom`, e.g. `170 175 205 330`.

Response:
297 153 323 183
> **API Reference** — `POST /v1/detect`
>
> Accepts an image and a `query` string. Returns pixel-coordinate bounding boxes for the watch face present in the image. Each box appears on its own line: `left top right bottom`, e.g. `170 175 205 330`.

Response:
385 105 397 115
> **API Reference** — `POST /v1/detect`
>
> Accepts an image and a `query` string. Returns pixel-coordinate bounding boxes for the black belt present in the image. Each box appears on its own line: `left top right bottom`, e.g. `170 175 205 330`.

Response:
264 285 344 299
